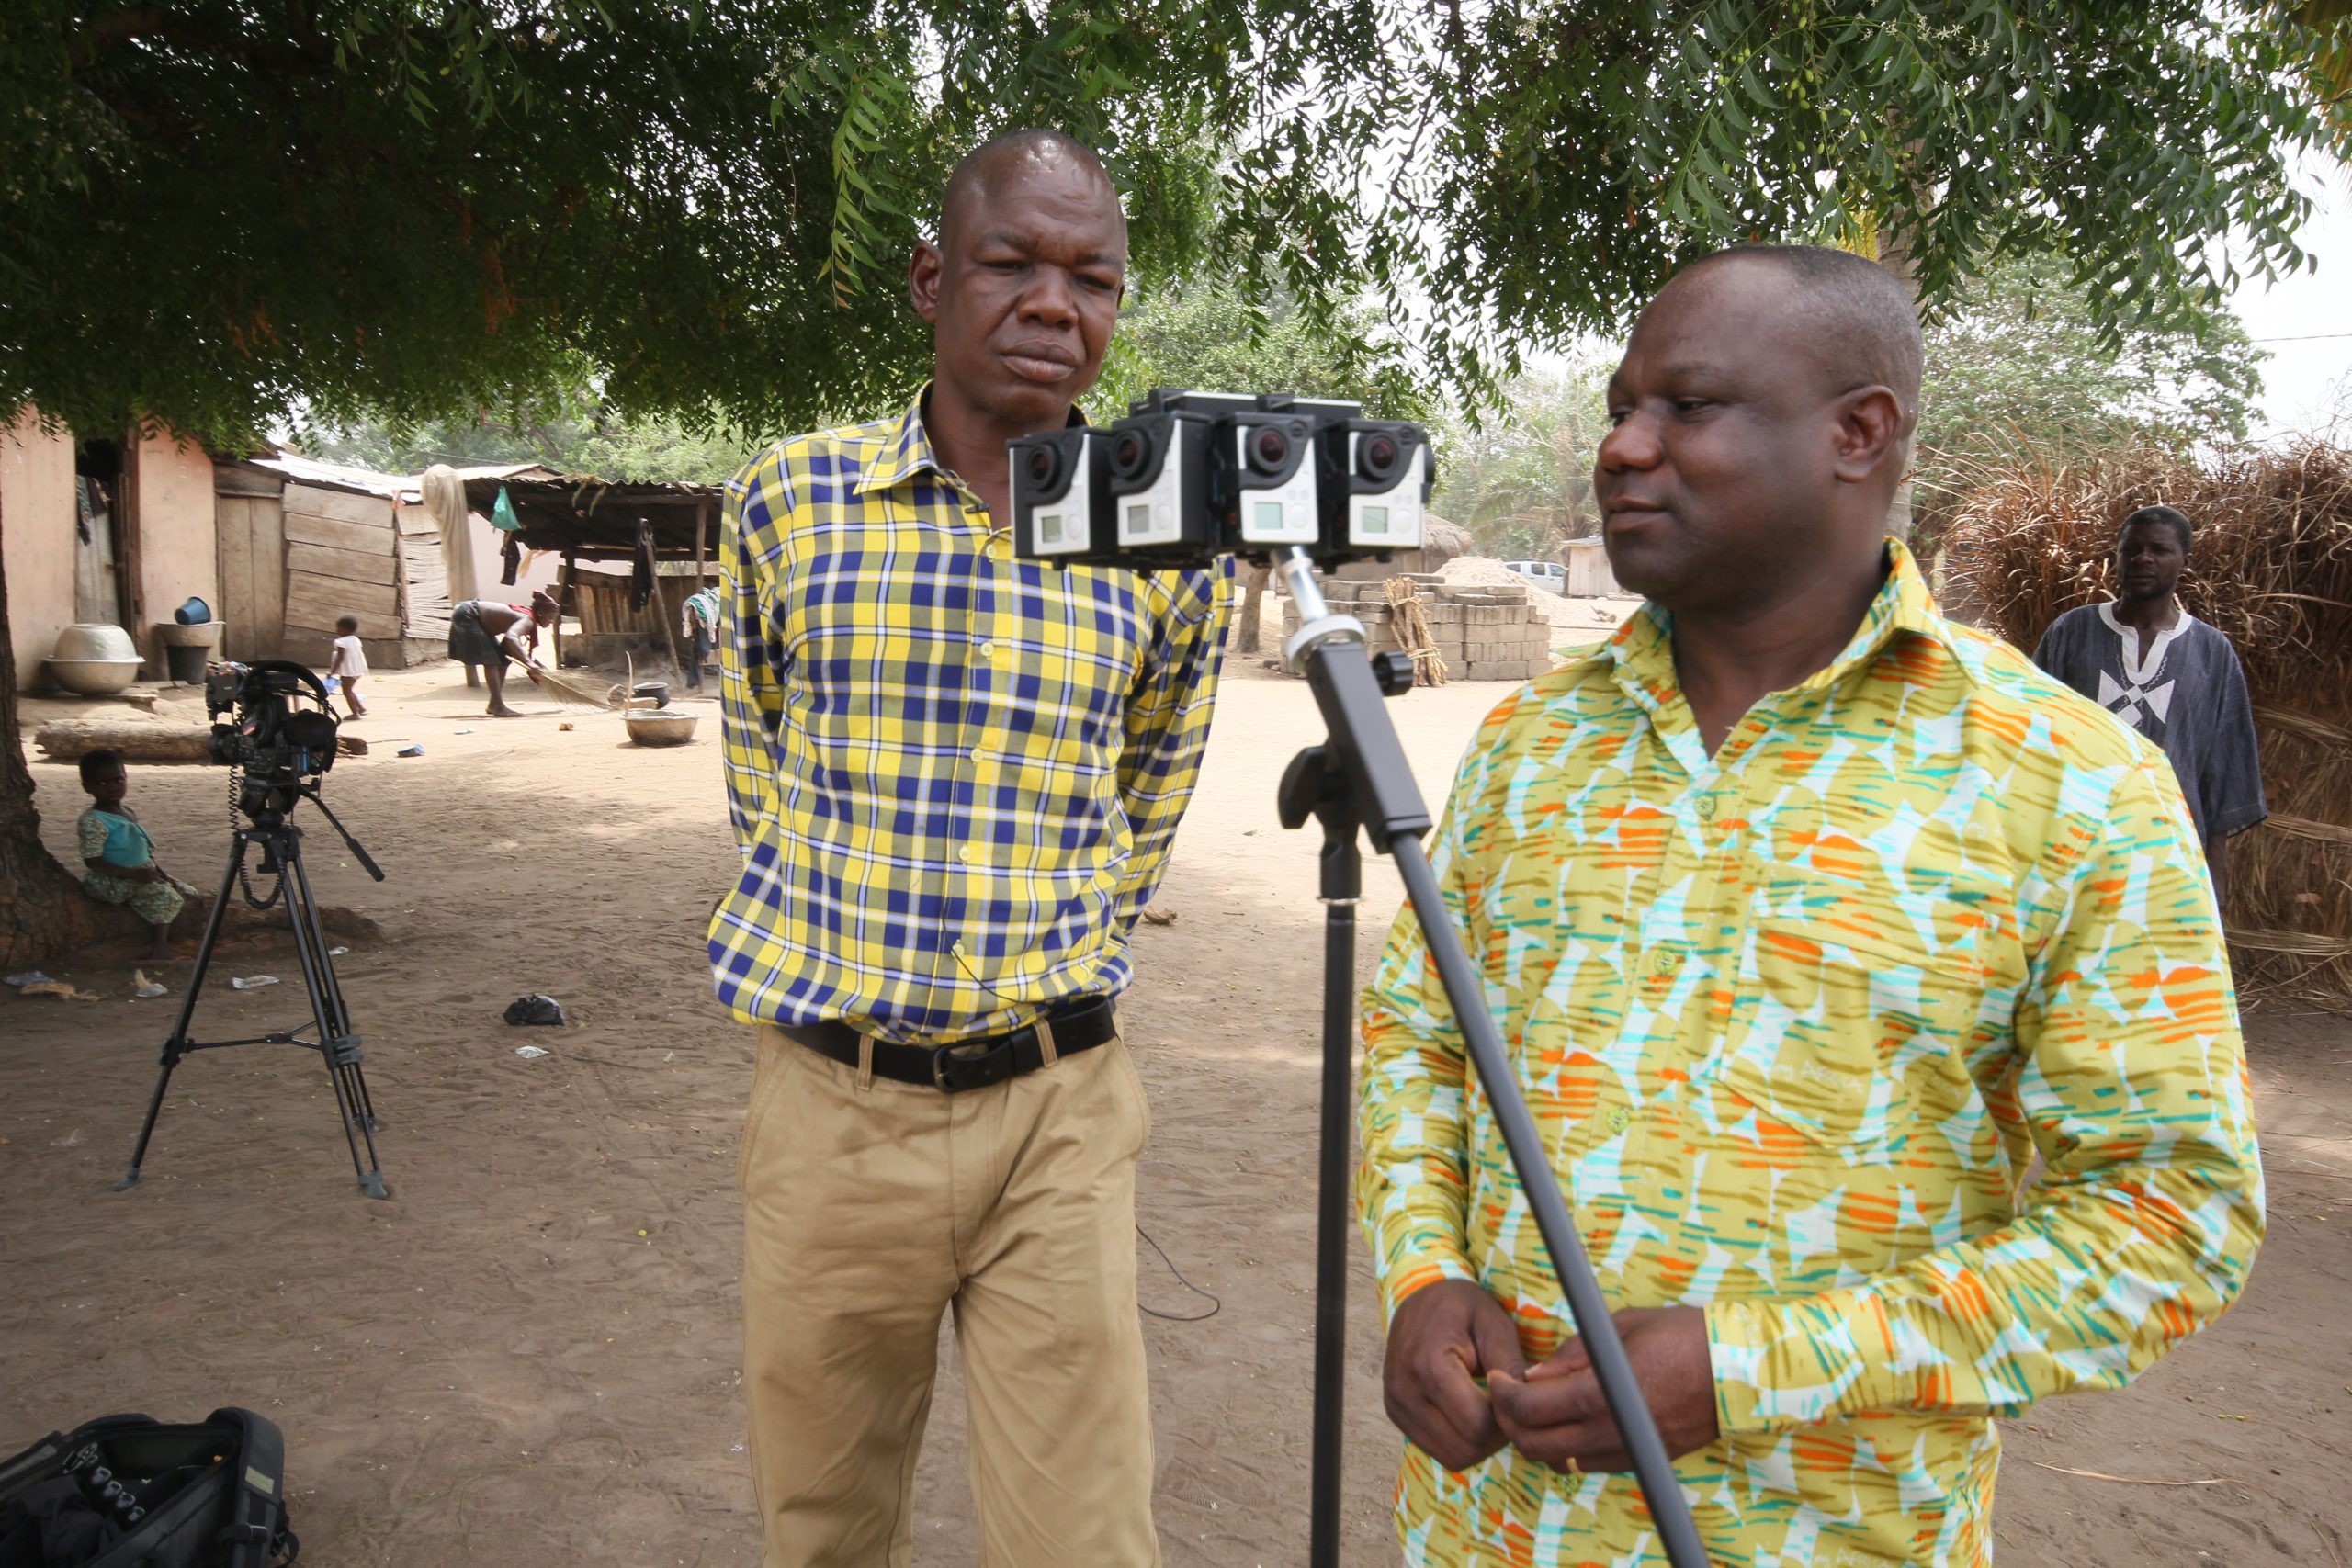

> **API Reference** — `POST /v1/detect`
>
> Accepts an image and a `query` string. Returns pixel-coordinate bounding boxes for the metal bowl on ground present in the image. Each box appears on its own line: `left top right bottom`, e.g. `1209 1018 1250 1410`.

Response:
51 623 141 662
623 708 698 746
45 657 145 695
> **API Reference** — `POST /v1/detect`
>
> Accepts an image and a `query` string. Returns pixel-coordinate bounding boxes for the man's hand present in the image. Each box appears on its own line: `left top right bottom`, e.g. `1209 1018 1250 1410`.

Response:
1383 1279 1528 1472
1487 1305 1720 1474
526 666 543 685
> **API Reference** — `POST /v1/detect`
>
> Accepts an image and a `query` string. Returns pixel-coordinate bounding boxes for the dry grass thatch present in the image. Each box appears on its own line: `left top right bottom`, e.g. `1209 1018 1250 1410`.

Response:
1940 441 2352 1005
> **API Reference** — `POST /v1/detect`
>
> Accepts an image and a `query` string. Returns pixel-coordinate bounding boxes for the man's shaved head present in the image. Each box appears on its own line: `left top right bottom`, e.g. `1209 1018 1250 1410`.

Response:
1666 244 1923 424
937 128 1125 253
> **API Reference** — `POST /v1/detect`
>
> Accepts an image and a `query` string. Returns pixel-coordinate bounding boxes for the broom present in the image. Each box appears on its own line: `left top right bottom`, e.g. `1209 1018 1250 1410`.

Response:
530 666 623 709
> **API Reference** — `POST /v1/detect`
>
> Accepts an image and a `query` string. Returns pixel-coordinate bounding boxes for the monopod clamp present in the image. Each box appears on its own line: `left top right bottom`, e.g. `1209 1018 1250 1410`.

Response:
1271 547 1708 1568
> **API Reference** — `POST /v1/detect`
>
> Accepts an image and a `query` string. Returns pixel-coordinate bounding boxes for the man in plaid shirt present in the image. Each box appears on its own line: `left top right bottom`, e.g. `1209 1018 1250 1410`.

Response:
710 129 1229 1566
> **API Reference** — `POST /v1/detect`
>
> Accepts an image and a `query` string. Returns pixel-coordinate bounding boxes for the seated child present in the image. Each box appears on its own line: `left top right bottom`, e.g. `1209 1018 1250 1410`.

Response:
329 615 368 717
76 749 198 960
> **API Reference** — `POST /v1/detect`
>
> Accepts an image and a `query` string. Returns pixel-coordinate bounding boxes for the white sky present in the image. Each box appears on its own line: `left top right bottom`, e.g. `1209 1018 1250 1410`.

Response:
2231 152 2352 441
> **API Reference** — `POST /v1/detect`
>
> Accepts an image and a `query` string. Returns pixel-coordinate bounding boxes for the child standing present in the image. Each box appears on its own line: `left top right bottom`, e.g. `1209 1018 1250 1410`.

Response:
76 750 198 960
329 615 368 717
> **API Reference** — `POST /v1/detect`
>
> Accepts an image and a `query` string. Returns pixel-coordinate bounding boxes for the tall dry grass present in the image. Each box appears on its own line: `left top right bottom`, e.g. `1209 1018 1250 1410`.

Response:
1941 442 2352 1004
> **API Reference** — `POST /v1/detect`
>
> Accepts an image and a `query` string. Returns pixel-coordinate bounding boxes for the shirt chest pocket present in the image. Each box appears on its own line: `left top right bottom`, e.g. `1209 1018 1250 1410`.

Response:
1720 868 1997 1146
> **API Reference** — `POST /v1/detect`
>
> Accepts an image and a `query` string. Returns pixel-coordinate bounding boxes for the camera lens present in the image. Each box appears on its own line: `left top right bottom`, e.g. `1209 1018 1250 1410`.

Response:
1025 444 1059 489
1112 431 1148 478
1250 427 1289 473
1363 434 1399 478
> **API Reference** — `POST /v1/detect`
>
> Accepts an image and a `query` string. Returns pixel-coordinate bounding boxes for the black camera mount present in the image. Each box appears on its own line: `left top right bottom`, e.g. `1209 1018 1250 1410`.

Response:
1268 549 1708 1568
1007 391 1706 1566
115 660 391 1199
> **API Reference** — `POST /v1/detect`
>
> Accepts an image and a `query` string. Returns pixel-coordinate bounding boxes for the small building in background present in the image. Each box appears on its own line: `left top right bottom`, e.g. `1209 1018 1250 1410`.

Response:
1562 536 1620 598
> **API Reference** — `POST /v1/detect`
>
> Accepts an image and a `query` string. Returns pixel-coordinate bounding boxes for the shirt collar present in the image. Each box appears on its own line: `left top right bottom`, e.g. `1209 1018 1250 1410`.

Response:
1600 536 1973 709
855 384 1091 498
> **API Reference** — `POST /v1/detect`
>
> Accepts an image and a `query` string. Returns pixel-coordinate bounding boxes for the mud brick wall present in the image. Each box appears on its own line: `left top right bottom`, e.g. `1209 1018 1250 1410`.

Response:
1280 574 1555 682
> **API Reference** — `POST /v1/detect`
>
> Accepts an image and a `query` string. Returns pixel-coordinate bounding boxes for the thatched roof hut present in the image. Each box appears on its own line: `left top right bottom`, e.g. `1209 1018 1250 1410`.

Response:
1943 442 2352 1005
1422 516 1474 567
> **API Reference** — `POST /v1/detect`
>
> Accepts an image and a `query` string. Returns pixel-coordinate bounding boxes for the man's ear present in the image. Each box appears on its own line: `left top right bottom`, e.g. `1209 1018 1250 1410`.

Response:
1830 386 1905 485
909 241 944 324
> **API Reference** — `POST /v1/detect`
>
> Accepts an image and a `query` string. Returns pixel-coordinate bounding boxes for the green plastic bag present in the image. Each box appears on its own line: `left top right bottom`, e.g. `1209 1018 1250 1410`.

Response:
492 484 522 533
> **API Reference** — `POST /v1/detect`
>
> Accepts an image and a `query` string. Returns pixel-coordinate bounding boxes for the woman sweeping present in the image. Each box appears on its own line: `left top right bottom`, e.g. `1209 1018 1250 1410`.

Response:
447 591 559 717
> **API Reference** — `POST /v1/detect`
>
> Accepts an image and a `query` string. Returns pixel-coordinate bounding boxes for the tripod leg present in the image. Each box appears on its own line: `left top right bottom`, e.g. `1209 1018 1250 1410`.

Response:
117 831 250 1190
1310 839 1362 1568
283 832 390 1199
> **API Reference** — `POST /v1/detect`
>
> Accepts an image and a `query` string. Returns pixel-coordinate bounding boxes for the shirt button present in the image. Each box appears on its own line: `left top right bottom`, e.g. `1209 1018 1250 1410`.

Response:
970 747 987 763
1607 1107 1633 1134
978 639 999 659
957 846 973 864
1693 795 1716 821
1649 949 1679 975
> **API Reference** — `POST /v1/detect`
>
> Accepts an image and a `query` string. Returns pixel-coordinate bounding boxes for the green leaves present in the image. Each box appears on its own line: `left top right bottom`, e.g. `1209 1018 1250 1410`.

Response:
0 0 2328 447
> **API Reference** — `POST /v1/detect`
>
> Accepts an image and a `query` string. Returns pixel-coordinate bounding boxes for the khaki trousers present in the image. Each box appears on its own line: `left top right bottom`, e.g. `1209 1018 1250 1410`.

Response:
740 1027 1161 1568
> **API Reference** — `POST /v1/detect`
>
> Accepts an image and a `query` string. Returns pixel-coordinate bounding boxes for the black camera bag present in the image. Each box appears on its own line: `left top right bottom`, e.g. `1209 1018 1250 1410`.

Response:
0 1409 295 1568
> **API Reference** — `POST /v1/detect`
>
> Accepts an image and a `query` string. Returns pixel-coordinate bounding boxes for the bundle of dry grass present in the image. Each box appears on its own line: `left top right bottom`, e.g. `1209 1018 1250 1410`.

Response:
1942 441 2352 1004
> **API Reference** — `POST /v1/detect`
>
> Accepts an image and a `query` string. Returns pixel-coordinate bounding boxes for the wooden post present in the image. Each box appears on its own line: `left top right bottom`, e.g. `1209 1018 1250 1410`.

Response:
557 551 577 669
693 499 710 686
650 536 686 684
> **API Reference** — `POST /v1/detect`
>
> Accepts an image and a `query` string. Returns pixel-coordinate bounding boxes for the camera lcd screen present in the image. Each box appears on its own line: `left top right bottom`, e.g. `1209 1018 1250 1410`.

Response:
1362 505 1389 536
1253 501 1283 530
1040 512 1065 544
1125 503 1152 539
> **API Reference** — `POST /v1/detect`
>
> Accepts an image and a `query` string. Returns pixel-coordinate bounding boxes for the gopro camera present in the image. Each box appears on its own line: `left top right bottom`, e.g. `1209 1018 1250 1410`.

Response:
1007 427 1112 558
1009 389 1434 569
1323 418 1429 552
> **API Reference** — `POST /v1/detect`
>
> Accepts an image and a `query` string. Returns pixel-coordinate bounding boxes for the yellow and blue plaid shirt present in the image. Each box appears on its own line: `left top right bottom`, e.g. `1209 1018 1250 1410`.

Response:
1358 541 2263 1566
708 395 1231 1043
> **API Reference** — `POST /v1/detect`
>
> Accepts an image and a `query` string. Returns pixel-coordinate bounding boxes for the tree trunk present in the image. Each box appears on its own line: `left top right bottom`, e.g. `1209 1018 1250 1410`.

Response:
0 479 126 968
1236 564 1272 655
1875 222 1922 540
34 720 367 763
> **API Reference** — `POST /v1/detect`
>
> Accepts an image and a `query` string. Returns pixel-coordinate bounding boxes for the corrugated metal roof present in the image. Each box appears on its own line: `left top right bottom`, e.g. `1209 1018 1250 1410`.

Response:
248 452 419 500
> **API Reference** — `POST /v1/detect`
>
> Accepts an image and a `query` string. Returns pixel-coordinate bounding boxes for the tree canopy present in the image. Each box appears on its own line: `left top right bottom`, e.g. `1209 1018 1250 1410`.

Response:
0 1 2335 446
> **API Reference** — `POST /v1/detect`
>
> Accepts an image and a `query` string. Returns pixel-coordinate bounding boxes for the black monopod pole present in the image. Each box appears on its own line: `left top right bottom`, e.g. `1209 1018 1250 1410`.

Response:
1272 547 1709 1568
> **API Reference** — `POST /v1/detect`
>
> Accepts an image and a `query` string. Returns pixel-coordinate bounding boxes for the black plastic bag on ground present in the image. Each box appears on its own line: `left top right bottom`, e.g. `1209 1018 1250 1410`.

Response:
503 994 564 1026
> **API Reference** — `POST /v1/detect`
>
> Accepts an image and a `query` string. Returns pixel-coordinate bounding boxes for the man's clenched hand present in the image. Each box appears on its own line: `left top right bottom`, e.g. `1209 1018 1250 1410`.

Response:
1487 1305 1719 1474
1383 1280 1528 1472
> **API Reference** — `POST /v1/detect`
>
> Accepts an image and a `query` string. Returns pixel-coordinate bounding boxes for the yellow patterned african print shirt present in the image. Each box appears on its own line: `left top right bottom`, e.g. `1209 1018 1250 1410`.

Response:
1357 541 2263 1566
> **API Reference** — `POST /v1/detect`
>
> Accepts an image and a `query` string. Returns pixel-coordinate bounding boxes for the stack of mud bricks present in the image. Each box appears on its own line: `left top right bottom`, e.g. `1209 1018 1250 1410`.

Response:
1281 574 1555 682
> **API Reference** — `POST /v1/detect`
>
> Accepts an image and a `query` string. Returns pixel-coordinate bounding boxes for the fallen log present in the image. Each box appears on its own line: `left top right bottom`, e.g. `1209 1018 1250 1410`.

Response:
35 721 367 763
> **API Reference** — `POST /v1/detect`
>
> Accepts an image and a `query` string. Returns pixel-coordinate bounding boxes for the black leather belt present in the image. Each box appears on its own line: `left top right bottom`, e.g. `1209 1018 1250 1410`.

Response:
775 998 1117 1093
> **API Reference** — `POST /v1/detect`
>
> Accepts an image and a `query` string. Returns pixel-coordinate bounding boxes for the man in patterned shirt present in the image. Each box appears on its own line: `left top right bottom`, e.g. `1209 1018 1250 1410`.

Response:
1358 246 2264 1565
712 130 1227 1566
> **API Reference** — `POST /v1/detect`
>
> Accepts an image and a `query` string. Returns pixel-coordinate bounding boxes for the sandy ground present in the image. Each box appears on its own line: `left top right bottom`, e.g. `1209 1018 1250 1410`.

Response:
4 652 2347 1567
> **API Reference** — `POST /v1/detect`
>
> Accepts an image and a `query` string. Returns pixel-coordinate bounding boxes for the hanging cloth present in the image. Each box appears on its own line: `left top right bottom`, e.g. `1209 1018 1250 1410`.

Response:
629 518 657 612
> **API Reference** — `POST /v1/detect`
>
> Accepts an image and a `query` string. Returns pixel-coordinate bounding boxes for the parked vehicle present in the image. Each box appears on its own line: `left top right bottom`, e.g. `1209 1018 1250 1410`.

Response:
1503 559 1566 593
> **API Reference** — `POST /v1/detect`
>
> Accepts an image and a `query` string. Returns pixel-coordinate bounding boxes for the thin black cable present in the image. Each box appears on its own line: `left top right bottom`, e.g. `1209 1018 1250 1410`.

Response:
1136 1224 1221 1322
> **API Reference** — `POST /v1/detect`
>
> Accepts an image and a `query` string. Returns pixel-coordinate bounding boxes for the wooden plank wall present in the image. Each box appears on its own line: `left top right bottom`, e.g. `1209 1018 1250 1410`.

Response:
570 572 714 637
213 492 286 662
396 502 452 640
281 482 397 648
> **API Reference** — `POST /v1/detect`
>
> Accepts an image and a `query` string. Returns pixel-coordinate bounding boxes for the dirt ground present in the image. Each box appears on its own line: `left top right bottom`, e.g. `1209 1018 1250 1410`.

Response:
4 654 2347 1566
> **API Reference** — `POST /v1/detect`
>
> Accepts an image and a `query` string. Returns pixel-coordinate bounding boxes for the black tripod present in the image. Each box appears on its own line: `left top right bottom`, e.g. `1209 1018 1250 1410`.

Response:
116 775 390 1199
1269 547 1708 1568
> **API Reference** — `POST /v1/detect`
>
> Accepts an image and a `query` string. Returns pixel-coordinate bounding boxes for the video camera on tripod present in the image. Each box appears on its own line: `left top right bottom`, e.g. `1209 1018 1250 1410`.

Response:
115 659 391 1201
203 659 343 792
1003 392 1709 1568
